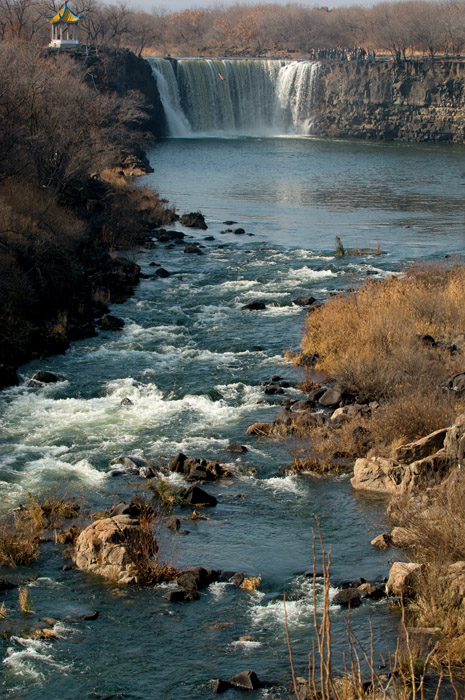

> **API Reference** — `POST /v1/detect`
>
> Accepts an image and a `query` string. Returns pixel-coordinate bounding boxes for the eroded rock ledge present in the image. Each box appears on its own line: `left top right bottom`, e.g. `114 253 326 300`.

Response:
312 59 465 143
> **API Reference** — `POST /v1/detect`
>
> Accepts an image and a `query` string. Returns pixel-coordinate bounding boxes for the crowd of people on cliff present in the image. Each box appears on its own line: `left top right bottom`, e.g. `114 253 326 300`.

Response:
309 47 377 62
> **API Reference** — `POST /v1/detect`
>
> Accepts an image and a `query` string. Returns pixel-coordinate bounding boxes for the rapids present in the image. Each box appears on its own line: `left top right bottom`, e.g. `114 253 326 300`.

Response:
1 120 465 696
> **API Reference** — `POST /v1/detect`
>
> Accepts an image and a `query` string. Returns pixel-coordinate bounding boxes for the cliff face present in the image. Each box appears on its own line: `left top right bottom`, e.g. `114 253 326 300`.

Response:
312 59 465 143
77 47 167 138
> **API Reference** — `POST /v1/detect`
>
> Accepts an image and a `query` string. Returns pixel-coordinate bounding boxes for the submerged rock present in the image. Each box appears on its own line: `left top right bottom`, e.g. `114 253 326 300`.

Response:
30 370 60 384
241 301 267 311
184 243 203 255
292 295 316 307
155 267 171 278
331 588 362 608
227 442 248 454
97 314 125 331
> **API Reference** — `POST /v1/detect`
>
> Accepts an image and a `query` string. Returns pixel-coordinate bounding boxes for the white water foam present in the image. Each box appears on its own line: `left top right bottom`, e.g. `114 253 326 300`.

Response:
249 576 339 630
230 639 262 649
209 581 229 599
261 474 305 496
3 635 70 683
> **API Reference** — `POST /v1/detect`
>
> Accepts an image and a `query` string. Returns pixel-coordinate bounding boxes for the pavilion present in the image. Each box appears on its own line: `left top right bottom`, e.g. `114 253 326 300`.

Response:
46 3 84 49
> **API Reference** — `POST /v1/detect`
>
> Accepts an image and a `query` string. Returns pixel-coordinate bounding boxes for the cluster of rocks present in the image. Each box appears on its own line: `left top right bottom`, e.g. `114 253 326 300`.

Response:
220 220 254 236
108 454 156 479
165 566 245 603
109 450 233 484
246 376 377 437
350 415 463 495
331 576 387 608
166 452 233 483
241 294 319 312
355 413 465 608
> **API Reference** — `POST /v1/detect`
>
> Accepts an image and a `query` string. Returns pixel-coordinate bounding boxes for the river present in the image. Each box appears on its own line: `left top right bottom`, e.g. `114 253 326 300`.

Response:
0 133 465 698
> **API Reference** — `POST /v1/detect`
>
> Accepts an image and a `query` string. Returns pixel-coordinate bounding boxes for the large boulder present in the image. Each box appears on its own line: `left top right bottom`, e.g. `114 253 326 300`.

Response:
407 449 450 488
241 301 267 311
184 243 203 255
183 485 217 507
180 212 207 229
318 387 342 407
386 562 421 596
73 515 158 584
351 457 407 494
212 671 264 693
392 428 447 464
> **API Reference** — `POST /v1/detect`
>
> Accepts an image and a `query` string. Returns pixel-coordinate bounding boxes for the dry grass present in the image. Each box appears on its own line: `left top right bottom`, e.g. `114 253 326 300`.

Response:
287 522 444 700
120 496 178 585
0 510 42 567
389 470 465 665
241 575 262 592
0 493 82 567
301 264 465 403
18 587 33 614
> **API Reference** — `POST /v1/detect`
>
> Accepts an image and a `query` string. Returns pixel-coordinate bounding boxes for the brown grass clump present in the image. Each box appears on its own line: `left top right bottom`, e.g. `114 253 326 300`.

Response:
241 575 262 592
18 587 33 614
0 510 42 567
0 493 82 567
121 496 178 585
301 264 465 403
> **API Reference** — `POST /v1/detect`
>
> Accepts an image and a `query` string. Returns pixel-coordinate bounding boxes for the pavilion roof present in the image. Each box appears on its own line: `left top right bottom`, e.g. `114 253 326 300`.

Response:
46 3 83 23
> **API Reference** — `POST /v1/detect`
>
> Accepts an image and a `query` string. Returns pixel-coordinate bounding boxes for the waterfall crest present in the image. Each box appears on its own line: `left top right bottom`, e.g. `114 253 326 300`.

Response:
148 58 320 137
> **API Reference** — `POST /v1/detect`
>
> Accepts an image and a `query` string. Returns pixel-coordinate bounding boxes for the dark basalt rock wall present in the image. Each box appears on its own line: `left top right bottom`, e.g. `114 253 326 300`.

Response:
312 59 465 143
74 47 167 138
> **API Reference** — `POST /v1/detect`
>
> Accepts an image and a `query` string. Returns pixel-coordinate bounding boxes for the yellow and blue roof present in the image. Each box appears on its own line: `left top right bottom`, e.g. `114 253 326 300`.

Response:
46 3 83 23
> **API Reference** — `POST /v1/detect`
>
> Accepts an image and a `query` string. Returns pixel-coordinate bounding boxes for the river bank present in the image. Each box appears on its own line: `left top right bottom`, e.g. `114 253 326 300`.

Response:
0 44 173 389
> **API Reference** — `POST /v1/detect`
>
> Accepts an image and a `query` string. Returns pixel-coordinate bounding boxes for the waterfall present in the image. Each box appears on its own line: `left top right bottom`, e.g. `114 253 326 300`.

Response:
148 58 320 137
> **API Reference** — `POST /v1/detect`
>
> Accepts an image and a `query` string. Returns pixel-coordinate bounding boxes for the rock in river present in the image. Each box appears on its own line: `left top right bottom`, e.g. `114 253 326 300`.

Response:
180 212 208 229
241 301 267 311
183 485 218 507
73 515 158 585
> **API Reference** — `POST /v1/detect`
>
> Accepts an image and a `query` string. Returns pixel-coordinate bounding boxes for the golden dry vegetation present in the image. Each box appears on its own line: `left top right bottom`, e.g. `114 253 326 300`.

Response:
290 265 465 469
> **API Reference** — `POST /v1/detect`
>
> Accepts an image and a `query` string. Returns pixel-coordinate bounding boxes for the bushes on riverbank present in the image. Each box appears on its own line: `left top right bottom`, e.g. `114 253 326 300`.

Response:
0 41 174 385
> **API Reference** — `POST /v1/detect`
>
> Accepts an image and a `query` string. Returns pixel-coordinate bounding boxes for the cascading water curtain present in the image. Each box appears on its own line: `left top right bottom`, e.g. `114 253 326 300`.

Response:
148 58 321 137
